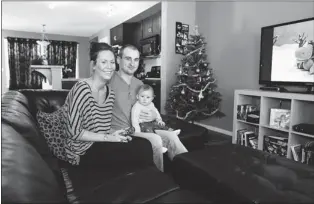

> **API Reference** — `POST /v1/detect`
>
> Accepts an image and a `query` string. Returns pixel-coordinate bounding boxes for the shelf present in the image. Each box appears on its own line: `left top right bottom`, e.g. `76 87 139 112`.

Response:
291 131 314 139
237 119 259 126
62 78 80 81
233 89 314 162
260 124 290 133
142 55 161 59
144 78 161 81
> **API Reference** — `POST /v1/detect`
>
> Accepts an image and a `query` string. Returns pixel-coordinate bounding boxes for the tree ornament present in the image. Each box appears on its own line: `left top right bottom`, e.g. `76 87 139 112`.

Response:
196 68 200 73
198 90 204 101
198 49 202 55
206 70 210 76
185 62 189 67
178 66 183 75
181 88 185 95
198 77 202 83
190 98 195 103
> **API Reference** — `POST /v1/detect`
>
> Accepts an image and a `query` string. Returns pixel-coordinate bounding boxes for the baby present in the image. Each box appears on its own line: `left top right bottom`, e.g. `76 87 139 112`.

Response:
131 84 181 140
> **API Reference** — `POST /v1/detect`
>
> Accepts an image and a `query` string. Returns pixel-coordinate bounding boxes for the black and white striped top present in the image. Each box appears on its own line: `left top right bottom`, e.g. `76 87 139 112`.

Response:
63 80 115 165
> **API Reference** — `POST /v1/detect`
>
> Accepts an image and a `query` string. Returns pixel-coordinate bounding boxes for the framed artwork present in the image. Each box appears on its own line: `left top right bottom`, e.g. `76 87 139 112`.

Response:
175 22 189 54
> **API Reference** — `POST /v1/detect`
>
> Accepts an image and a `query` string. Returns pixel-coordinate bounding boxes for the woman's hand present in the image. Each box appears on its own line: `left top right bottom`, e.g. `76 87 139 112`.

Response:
139 109 157 122
103 130 132 142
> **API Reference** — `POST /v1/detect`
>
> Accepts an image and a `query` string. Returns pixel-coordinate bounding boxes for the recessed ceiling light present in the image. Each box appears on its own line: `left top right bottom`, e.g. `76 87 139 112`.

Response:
47 2 71 10
48 3 56 9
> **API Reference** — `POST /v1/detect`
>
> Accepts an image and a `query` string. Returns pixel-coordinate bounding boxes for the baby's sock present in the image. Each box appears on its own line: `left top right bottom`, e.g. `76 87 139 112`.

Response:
173 129 181 135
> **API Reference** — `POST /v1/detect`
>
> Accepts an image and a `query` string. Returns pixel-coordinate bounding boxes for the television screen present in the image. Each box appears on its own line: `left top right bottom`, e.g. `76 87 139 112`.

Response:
259 17 314 86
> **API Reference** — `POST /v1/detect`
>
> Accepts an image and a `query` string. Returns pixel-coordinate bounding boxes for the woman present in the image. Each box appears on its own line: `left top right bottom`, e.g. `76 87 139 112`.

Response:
63 43 141 166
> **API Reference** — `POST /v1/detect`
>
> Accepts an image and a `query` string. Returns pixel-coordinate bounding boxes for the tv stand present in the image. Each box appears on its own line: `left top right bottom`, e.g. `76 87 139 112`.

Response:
260 86 314 95
259 86 288 92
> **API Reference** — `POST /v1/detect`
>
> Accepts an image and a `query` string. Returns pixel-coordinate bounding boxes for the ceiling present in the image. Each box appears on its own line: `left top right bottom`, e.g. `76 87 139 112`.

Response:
2 1 159 38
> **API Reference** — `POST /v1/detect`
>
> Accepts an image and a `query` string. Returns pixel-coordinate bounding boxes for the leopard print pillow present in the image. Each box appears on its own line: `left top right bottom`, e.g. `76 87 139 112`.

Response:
37 106 68 161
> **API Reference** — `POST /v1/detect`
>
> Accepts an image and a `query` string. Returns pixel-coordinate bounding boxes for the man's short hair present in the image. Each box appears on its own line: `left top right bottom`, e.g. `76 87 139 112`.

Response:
119 44 140 58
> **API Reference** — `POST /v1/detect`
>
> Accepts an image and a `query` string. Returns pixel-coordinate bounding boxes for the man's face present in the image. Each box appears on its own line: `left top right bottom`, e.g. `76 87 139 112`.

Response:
118 47 140 76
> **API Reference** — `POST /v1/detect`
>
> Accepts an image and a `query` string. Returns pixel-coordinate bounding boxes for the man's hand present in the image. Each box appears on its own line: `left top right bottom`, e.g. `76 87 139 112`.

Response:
139 109 157 122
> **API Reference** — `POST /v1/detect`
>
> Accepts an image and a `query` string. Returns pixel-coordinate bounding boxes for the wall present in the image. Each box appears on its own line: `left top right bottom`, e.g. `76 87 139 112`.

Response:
195 1 314 133
2 29 90 92
160 1 196 114
90 28 110 44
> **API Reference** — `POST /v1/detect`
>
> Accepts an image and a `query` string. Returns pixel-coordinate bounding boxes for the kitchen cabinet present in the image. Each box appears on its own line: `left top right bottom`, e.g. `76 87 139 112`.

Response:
110 23 141 46
142 16 153 39
142 11 161 39
152 11 161 36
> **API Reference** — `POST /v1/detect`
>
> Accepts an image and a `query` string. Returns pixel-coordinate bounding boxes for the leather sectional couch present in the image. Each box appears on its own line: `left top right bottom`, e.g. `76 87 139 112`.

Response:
1 89 210 203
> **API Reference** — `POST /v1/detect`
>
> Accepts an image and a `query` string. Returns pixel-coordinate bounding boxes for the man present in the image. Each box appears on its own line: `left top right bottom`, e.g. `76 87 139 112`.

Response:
110 44 187 172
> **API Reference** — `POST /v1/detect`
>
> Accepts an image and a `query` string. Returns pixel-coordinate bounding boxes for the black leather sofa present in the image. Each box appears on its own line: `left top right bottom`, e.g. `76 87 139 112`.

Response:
171 143 314 203
1 89 210 203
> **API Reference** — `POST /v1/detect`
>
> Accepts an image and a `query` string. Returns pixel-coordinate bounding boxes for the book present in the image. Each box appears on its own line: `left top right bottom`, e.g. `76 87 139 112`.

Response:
290 144 302 162
269 109 290 129
237 129 248 145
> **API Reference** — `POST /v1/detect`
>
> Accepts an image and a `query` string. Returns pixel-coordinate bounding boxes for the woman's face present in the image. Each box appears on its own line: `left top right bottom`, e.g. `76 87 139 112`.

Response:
93 50 116 81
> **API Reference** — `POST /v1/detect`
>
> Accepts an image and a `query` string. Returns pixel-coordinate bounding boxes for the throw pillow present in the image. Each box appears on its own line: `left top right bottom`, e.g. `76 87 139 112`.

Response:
37 106 68 161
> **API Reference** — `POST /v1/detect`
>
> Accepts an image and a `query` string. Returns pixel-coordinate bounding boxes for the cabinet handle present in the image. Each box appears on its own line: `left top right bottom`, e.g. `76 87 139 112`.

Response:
114 36 117 41
148 28 152 33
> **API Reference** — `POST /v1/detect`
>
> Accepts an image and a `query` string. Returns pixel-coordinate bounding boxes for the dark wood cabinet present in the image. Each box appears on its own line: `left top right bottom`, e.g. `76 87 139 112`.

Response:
142 12 161 39
152 11 161 36
110 23 141 46
110 24 123 45
142 16 153 39
133 23 142 48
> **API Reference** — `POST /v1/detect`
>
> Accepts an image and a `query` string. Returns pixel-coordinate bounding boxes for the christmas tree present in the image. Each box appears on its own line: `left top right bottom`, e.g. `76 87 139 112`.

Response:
165 26 225 122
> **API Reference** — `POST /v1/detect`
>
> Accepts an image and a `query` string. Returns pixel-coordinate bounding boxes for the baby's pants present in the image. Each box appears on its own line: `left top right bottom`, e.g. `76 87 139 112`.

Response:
133 130 188 172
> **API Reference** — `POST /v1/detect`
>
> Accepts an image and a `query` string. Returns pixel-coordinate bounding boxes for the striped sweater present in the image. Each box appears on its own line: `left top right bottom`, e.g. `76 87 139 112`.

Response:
63 80 115 165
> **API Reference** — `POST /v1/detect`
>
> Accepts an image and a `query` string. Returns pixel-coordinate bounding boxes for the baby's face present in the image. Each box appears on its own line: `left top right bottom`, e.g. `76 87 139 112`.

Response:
138 90 154 106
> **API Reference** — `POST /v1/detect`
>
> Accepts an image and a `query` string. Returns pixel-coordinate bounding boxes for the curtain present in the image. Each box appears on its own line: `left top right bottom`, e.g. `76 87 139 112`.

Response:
47 41 78 78
7 37 40 90
7 37 78 90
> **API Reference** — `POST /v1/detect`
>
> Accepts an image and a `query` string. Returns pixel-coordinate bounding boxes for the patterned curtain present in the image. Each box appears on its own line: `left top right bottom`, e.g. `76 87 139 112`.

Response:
7 37 40 90
47 41 78 78
7 37 78 90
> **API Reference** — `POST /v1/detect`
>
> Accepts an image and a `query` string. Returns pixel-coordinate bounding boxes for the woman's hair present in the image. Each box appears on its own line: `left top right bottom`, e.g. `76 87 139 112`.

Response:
90 42 115 64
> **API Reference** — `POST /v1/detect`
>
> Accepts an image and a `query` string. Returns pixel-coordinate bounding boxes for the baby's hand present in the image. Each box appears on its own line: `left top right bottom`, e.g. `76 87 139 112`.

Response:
158 121 165 126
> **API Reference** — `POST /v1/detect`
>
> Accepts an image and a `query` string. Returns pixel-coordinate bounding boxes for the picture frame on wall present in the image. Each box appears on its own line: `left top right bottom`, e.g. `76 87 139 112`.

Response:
175 22 189 54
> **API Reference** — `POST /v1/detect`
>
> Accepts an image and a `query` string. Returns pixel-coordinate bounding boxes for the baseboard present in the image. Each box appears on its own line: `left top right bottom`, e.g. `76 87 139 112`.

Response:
193 122 233 136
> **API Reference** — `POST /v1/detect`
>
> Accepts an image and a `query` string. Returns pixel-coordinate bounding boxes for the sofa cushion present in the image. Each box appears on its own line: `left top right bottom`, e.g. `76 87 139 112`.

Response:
1 91 52 158
172 143 314 203
19 89 69 118
1 123 66 203
149 189 212 203
78 167 179 203
37 106 68 161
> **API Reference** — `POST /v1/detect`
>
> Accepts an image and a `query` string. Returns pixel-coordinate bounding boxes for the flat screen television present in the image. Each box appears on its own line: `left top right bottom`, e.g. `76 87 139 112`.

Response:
259 17 314 93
